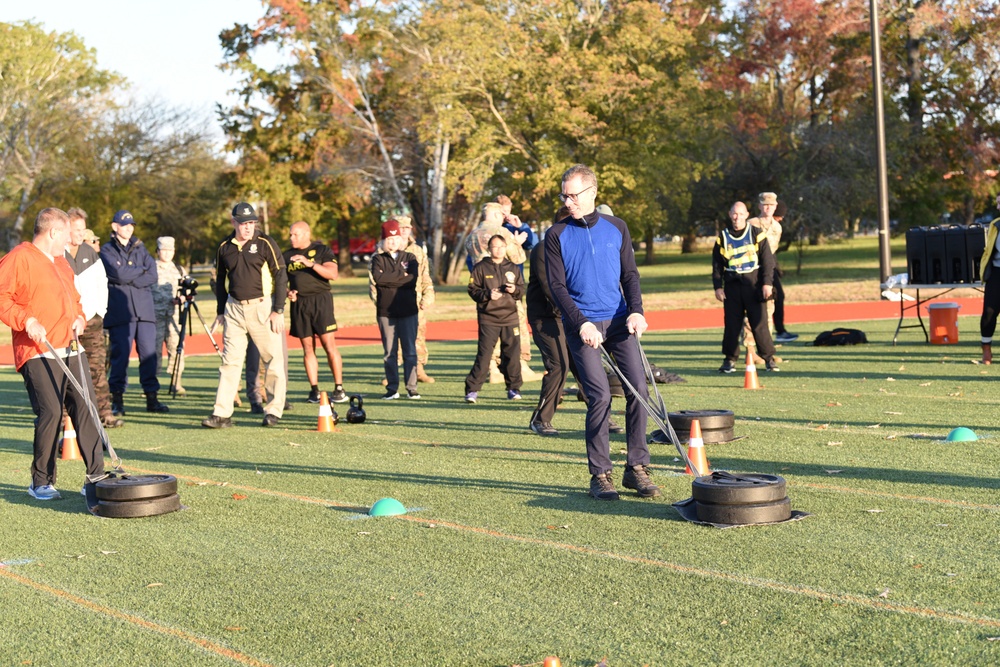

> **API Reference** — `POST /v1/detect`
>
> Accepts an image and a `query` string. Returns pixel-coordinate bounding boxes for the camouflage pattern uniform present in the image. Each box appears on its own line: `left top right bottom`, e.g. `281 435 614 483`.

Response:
154 258 184 388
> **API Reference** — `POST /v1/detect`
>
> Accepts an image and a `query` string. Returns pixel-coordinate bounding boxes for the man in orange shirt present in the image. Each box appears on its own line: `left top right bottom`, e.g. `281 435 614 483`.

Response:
0 208 106 502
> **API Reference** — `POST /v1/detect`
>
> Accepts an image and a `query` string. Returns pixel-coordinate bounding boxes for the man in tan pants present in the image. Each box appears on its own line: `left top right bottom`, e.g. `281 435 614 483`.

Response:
202 203 288 428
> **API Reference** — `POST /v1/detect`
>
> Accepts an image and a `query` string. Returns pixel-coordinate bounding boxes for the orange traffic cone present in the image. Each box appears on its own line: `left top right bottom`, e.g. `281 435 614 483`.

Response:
60 415 82 460
743 347 760 390
316 391 335 432
685 419 710 476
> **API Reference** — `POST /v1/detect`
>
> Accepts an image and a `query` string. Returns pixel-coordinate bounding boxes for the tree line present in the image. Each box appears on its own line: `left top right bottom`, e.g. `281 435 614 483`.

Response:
3 2 999 281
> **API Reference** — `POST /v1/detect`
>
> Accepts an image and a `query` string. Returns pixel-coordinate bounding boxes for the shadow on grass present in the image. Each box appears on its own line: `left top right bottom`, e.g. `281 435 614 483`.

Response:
525 491 688 522
0 482 89 515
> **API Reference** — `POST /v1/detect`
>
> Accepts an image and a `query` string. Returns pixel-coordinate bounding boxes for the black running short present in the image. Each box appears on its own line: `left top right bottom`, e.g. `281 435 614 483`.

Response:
290 292 338 338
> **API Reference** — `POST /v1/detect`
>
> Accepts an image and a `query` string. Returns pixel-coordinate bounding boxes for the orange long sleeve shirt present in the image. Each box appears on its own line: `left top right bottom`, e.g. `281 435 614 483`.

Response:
0 242 85 370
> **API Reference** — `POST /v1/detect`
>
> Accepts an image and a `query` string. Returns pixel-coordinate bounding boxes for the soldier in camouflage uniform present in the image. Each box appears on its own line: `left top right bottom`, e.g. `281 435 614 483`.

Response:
153 237 185 394
369 215 436 383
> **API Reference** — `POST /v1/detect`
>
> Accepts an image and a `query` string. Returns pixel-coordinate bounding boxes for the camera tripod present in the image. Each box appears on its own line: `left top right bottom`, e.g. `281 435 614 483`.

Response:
169 282 222 398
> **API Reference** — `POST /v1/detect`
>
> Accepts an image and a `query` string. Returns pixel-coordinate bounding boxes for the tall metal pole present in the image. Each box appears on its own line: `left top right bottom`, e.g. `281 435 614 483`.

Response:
870 0 893 287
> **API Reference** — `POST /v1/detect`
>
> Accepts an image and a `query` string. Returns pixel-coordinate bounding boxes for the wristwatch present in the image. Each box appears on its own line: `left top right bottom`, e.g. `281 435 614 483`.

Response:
274 308 284 314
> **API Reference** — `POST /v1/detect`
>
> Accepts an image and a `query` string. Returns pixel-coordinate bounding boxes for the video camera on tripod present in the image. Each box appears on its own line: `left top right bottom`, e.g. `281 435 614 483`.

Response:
177 275 199 300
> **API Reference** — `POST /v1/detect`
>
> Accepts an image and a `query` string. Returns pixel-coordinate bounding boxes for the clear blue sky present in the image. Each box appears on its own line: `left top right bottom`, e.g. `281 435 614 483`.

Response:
1 1 280 127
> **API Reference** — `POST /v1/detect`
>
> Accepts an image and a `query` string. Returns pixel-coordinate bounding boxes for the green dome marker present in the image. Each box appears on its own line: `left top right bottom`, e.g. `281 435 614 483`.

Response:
946 427 978 442
369 497 407 517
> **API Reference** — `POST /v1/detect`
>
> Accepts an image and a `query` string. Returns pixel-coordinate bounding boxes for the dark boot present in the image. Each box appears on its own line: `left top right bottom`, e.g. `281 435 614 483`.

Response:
145 392 170 413
622 465 661 498
111 393 125 416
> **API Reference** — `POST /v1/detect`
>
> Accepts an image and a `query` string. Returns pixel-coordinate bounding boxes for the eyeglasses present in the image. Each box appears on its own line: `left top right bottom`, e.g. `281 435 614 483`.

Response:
558 185 595 203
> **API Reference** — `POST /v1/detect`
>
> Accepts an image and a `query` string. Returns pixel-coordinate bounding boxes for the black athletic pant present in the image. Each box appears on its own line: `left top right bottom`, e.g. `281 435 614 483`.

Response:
21 354 105 488
466 320 521 393
981 270 1000 342
566 316 649 475
529 317 570 425
772 267 787 334
722 274 776 362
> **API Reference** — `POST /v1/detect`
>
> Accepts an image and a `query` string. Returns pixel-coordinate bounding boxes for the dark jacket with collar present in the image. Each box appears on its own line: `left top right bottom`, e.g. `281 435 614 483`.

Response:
371 250 418 318
468 256 525 325
101 235 157 326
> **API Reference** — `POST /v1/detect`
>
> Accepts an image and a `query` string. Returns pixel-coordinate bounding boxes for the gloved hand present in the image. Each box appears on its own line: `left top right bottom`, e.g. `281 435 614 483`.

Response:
626 313 648 337
579 322 603 349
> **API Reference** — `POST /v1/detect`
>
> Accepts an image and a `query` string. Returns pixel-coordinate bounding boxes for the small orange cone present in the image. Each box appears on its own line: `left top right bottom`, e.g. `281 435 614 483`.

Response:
743 347 760 390
685 419 710 476
60 415 82 460
316 391 335 432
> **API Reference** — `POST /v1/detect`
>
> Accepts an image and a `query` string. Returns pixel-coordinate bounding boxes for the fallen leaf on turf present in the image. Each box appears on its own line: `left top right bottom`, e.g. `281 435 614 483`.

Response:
912 564 923 568
224 626 244 632
825 470 842 475
254 468 262 475
884 411 902 415
287 441 301 447
987 637 1000 641
219 482 229 487
720 619 728 625
402 451 412 455
825 402 842 407
146 583 163 588
425 523 436 528
619 449 627 454
232 494 248 501
936 524 949 527
187 482 208 486
946 573 958 577
886 434 897 440
99 550 118 555
919 382 932 387
885 377 895 382
357 532 371 535
864 509 884 513
65 554 85 559
815 424 830 430
898 365 905 371
826 441 843 446
867 424 882 428
877 588 890 598
949 392 963 397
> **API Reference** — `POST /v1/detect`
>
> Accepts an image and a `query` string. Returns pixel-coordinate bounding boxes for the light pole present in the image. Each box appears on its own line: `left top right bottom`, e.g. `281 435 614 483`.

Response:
870 0 893 287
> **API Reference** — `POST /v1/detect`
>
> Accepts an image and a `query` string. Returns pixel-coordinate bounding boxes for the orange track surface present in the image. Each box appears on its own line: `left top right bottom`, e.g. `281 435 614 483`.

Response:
1 297 983 366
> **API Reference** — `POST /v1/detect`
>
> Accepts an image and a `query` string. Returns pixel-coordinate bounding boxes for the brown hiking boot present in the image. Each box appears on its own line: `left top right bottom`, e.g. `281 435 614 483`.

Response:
589 473 619 501
622 465 661 498
417 366 435 383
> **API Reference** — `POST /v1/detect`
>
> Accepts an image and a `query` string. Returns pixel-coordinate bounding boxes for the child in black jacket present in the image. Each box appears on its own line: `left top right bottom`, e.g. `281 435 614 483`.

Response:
464 235 524 402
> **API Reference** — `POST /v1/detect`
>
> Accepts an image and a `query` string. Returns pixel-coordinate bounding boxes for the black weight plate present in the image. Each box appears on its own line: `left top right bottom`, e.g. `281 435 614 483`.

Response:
668 410 735 431
691 472 786 505
649 426 736 445
95 474 178 501
97 494 181 518
695 497 792 525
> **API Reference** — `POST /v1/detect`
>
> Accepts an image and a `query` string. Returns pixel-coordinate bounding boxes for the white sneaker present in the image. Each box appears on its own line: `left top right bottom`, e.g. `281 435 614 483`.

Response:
28 484 62 500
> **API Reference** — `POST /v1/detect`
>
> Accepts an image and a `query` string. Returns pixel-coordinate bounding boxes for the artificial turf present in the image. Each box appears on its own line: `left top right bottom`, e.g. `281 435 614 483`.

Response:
1 316 998 666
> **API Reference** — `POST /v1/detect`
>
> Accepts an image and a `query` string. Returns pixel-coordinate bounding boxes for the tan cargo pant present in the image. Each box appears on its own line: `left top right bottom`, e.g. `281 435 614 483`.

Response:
212 298 286 418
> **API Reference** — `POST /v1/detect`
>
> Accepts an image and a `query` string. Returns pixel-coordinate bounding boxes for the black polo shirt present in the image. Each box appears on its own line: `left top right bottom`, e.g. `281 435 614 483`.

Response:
214 230 288 316
283 241 337 296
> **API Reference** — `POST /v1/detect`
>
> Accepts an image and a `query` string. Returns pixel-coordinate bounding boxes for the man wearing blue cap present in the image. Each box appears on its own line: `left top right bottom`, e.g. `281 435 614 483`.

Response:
101 209 169 414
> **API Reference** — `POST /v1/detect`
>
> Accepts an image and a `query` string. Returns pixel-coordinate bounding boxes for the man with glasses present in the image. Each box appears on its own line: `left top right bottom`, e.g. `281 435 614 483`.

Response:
544 164 659 501
202 203 288 428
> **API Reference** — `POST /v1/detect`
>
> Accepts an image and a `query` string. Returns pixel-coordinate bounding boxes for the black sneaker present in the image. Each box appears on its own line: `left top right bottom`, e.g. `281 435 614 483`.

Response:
307 388 321 404
529 421 559 436
718 360 736 373
382 391 399 400
608 418 624 434
622 465 661 498
765 359 781 372
250 403 265 414
407 390 421 400
330 388 348 403
202 415 233 429
774 331 799 343
262 414 280 427
589 473 620 501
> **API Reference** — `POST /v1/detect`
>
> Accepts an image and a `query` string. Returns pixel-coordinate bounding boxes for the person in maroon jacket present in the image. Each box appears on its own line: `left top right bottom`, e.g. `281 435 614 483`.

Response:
370 219 420 400
464 235 525 403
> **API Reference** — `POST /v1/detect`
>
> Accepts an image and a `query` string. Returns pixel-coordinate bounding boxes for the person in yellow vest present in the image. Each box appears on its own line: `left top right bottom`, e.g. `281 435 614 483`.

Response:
712 201 780 373
979 193 1000 365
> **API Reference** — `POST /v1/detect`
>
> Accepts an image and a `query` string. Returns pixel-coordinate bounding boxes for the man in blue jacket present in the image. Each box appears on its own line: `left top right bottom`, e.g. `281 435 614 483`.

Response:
101 210 169 414
545 164 658 501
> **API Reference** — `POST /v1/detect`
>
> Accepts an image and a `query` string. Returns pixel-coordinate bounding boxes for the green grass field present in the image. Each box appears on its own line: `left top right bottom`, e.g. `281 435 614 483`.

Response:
2 316 999 666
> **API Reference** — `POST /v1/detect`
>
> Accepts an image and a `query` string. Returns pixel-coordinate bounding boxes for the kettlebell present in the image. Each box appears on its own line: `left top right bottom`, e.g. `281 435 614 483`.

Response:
346 395 366 424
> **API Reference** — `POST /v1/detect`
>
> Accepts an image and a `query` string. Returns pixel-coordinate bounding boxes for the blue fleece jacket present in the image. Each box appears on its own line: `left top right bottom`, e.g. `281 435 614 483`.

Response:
544 210 643 333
